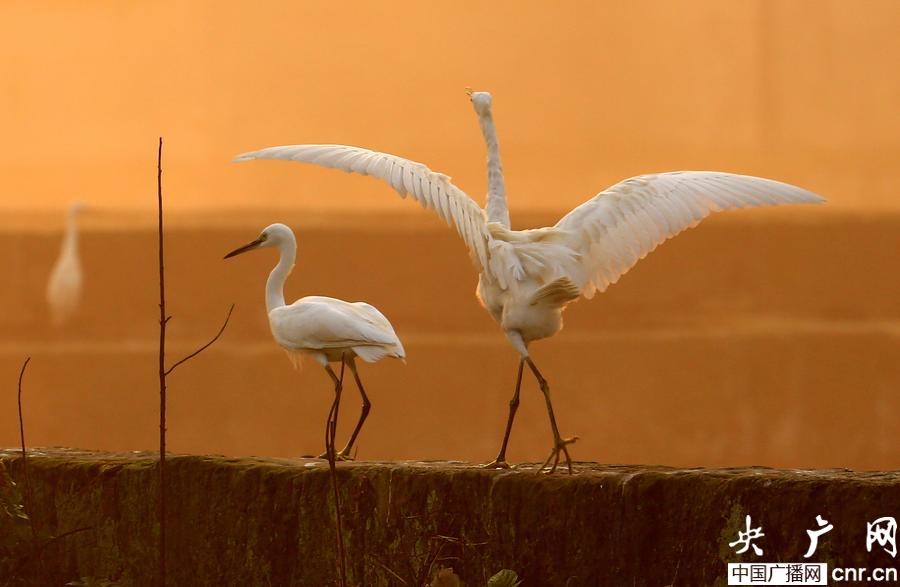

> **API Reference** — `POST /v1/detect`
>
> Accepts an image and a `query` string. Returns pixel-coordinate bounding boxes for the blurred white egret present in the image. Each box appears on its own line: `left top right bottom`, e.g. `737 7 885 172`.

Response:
225 222 405 459
46 202 84 327
234 91 825 473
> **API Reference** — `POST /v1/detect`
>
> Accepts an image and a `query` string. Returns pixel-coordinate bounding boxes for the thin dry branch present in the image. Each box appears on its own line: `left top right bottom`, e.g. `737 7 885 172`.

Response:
16 356 34 539
419 539 451 586
30 526 93 566
325 357 348 587
165 304 235 376
154 137 234 587
367 555 408 585
10 526 94 578
157 136 168 587
418 534 488 586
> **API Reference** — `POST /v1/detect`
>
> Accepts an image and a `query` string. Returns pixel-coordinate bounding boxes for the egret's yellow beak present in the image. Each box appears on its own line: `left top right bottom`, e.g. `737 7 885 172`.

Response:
224 236 264 259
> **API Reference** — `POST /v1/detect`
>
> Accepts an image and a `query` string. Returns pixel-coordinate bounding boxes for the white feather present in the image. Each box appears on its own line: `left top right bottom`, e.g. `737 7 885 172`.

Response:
554 172 825 297
235 145 491 272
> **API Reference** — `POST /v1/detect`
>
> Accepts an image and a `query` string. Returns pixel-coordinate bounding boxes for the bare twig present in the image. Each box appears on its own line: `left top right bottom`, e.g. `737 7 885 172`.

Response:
165 304 235 376
10 526 94 577
366 555 408 585
325 356 348 587
419 538 451 586
16 356 35 539
12 359 98 587
41 525 93 545
154 138 233 587
418 534 487 586
156 136 168 587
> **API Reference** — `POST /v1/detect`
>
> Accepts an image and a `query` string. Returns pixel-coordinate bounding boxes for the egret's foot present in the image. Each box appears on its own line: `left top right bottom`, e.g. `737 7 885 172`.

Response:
483 458 512 470
316 451 354 461
539 436 579 475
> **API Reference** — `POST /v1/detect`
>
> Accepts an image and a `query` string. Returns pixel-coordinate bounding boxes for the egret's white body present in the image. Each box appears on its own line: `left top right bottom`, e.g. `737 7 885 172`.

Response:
271 296 406 368
46 202 84 327
225 223 404 458
234 92 824 472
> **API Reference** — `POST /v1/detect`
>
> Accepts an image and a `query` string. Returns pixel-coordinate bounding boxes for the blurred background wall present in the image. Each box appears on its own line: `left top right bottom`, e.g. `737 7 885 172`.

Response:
1 1 897 470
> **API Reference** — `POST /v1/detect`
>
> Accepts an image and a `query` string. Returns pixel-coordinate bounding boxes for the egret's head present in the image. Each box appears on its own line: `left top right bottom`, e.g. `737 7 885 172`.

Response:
467 89 493 116
224 222 294 259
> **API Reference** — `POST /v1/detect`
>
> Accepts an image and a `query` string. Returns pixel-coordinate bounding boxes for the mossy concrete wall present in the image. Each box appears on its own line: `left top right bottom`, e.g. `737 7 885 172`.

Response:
2 449 898 586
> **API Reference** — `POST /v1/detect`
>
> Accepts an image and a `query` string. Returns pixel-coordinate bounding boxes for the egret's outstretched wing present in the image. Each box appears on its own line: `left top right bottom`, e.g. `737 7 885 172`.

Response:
554 172 825 298
235 145 490 270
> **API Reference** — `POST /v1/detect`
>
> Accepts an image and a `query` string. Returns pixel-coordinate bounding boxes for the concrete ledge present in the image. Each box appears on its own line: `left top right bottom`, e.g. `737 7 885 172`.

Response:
2 449 898 586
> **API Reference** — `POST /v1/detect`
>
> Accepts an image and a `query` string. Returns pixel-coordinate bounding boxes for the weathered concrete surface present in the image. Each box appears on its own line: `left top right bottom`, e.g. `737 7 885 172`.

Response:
1 449 898 586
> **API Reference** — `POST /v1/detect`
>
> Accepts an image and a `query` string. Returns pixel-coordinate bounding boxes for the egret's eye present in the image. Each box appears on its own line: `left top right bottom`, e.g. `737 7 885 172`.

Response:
260 233 268 241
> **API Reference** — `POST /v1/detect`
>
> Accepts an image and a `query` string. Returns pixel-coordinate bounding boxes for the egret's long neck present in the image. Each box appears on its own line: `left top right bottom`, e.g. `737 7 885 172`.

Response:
62 210 79 255
478 107 510 228
265 237 296 313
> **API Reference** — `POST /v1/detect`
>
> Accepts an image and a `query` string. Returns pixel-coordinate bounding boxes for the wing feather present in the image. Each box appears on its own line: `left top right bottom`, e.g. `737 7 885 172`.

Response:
554 171 824 299
235 144 489 270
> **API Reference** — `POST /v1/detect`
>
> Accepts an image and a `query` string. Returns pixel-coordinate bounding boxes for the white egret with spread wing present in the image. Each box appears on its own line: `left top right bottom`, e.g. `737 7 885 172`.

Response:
234 92 825 473
46 201 85 327
225 223 405 459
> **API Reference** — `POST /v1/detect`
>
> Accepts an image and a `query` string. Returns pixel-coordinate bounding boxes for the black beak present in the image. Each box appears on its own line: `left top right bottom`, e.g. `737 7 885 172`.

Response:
224 237 264 259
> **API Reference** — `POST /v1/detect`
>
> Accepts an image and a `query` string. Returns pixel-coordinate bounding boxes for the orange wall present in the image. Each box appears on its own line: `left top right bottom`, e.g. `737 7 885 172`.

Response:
1 1 899 214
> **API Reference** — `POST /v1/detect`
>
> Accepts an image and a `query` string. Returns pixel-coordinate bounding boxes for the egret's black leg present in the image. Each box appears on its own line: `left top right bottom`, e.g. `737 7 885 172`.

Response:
525 357 577 474
319 359 349 461
484 359 525 469
336 356 371 459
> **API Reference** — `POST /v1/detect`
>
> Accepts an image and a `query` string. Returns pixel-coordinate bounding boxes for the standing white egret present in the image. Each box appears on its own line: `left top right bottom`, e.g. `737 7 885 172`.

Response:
233 91 825 473
224 222 405 459
46 201 84 327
